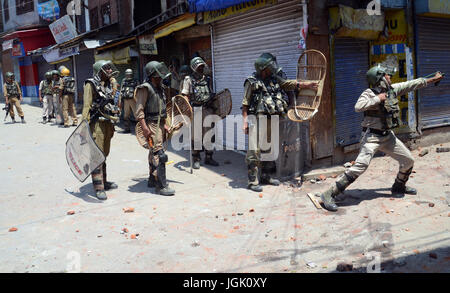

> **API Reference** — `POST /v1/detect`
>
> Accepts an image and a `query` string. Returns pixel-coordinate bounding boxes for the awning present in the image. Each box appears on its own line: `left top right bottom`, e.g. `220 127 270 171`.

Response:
95 47 138 64
154 13 196 39
43 44 79 63
2 28 55 54
188 0 254 13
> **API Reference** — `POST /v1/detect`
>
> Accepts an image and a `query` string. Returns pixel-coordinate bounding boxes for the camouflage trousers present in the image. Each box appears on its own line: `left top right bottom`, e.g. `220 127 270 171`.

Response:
245 116 276 186
90 120 115 191
8 97 24 118
122 98 136 129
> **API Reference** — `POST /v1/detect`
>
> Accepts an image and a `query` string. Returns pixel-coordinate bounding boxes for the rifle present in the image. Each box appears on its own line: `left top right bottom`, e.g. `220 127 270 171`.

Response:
424 72 445 86
3 102 11 121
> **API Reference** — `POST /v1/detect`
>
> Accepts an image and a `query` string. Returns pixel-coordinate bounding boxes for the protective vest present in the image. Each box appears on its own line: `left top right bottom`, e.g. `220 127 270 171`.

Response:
41 80 53 96
62 76 76 95
191 75 212 106
52 79 62 95
6 82 20 97
120 78 138 99
245 74 288 115
85 78 119 123
138 82 167 121
365 87 400 130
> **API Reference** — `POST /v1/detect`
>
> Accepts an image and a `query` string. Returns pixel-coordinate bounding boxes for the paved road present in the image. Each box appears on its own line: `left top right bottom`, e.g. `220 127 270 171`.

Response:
0 103 449 273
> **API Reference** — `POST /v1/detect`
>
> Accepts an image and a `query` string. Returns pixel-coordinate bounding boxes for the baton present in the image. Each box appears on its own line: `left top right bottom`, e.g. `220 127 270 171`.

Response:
424 72 445 86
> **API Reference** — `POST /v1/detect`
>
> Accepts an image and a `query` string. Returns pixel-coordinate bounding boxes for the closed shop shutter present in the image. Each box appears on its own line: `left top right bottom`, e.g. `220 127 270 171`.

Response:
416 16 450 129
334 38 369 146
212 0 303 149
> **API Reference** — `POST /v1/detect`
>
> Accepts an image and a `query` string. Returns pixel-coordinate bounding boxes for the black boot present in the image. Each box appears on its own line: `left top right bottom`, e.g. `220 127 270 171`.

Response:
103 163 118 190
205 153 219 166
248 184 263 192
261 174 280 186
21 117 26 124
155 151 175 196
320 173 354 212
43 117 47 124
391 181 417 196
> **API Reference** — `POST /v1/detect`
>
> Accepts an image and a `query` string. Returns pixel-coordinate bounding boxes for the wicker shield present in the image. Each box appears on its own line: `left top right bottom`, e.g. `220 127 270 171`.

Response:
135 95 193 149
209 88 232 119
287 49 327 122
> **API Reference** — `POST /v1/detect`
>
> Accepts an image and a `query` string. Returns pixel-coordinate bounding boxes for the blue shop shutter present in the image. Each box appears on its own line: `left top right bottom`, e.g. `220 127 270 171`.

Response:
334 38 369 146
416 16 450 129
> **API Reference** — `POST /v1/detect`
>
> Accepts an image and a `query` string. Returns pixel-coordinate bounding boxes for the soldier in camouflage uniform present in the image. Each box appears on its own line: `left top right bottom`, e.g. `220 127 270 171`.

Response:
135 61 175 196
320 65 444 212
39 71 54 124
242 53 318 192
118 68 138 133
4 72 25 123
59 66 78 127
81 60 120 200
181 57 219 169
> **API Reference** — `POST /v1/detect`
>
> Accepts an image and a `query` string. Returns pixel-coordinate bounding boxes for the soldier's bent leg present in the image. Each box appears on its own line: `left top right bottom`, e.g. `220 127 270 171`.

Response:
320 135 380 211
381 134 416 195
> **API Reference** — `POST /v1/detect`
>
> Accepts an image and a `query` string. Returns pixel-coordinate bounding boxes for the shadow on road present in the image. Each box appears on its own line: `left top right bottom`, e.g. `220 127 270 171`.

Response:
64 185 103 203
335 188 403 208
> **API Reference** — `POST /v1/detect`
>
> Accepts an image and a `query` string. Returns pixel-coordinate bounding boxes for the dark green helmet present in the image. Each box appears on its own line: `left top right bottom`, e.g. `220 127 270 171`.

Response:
45 71 52 79
145 61 171 79
93 60 119 79
51 69 60 76
190 57 207 72
367 64 397 86
254 52 281 76
5 72 14 79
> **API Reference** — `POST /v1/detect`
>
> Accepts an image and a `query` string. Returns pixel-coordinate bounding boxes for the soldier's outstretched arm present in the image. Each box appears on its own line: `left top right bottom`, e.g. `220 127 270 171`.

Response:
280 80 318 91
391 77 427 97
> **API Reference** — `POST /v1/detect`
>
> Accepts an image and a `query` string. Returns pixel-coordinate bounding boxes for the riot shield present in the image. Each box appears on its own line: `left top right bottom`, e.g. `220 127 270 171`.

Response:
65 120 106 182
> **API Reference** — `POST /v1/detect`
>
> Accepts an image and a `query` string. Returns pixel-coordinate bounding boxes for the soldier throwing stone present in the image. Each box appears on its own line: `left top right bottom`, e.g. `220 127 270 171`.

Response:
320 65 444 212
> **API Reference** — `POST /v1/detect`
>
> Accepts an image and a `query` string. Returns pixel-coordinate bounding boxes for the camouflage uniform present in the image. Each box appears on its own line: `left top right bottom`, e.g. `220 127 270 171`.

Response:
3 79 25 122
81 60 120 200
119 76 138 132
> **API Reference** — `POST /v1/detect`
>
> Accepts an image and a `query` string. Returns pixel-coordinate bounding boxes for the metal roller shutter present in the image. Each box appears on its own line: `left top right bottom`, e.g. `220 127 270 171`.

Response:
334 38 369 146
416 16 450 129
212 0 304 149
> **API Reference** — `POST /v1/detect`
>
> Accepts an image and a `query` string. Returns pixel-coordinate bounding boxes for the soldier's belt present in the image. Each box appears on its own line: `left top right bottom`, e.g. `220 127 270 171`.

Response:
362 127 390 136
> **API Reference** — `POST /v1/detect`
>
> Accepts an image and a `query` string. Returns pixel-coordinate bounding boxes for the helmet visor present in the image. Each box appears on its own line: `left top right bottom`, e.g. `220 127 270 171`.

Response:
154 62 171 80
267 60 282 76
100 62 119 78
